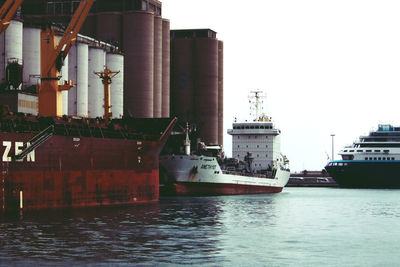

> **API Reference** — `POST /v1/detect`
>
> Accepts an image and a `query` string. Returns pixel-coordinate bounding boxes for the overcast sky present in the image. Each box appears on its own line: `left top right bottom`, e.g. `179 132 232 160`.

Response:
163 0 400 172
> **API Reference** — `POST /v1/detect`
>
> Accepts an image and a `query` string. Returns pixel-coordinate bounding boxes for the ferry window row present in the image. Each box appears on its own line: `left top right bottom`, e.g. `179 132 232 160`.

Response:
365 157 395 160
344 149 390 153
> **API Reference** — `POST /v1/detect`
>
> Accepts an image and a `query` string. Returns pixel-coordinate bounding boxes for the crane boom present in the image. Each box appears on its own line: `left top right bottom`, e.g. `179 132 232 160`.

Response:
0 0 23 34
39 0 94 117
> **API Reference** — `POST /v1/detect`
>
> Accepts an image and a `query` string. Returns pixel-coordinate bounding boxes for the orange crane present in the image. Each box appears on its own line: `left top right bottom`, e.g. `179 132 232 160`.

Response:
0 0 23 34
39 0 94 117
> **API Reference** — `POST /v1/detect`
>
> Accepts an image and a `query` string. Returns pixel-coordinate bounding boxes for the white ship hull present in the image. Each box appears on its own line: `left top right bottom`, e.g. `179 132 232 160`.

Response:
159 155 290 196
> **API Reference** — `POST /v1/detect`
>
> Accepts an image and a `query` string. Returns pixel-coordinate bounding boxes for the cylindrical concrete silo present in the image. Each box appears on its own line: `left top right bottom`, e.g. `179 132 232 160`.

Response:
194 38 219 145
22 26 40 88
88 46 106 118
218 41 224 146
96 12 122 46
106 52 124 118
0 20 23 88
153 15 162 118
161 18 170 118
170 38 194 124
68 42 89 117
123 11 154 118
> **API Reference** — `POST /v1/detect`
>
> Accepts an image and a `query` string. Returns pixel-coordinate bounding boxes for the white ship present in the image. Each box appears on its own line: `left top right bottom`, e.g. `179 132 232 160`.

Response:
159 91 290 195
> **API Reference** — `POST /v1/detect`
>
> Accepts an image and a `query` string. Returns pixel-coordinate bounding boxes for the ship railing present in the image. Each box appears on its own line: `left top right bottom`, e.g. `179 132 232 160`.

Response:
14 125 54 161
221 170 276 179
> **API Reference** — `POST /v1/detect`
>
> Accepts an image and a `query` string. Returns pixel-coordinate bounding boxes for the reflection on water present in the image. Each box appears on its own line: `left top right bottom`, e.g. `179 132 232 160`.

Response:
1 188 400 266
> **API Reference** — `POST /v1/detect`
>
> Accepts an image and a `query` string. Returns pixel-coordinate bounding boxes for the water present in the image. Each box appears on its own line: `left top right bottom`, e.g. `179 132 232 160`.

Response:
1 187 400 266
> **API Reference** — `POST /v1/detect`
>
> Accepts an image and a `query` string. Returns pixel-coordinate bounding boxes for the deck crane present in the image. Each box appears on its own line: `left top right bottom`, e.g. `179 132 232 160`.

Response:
39 0 94 117
0 0 23 34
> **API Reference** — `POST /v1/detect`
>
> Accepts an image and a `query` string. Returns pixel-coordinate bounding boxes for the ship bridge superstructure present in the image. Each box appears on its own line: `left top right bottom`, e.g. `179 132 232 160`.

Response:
338 124 400 161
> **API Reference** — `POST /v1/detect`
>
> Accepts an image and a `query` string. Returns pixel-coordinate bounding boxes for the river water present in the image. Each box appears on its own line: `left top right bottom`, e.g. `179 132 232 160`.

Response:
1 187 400 266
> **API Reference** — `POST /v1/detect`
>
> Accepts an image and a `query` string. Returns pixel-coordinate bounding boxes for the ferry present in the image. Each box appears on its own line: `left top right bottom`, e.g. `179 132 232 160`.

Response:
325 124 400 188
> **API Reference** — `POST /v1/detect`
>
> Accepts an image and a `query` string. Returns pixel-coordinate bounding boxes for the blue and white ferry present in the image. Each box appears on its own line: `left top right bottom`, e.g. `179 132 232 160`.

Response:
325 124 400 188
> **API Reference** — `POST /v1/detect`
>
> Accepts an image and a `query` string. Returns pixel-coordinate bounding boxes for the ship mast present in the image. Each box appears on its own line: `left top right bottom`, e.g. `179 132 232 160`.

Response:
248 90 266 121
94 68 120 123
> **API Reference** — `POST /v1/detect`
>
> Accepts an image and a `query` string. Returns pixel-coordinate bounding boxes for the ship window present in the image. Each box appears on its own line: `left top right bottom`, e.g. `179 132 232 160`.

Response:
257 145 259 148
266 136 268 139
260 126 264 129
392 157 395 160
255 136 257 139
238 136 240 139
365 157 368 160
378 157 381 160
366 150 372 152
384 150 390 153
246 145 248 148
248 136 250 139
257 154 259 157
238 145 240 148
266 155 268 157
374 157 377 160
374 150 381 152
357 150 363 152
383 157 386 160
344 150 348 152
350 150 354 152
246 126 249 129
369 157 372 160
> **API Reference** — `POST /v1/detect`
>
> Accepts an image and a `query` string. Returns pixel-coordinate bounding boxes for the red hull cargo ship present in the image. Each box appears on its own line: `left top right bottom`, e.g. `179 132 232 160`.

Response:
0 112 176 212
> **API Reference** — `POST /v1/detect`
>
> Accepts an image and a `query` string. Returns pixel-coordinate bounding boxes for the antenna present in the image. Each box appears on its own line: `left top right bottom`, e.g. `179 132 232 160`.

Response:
248 90 266 121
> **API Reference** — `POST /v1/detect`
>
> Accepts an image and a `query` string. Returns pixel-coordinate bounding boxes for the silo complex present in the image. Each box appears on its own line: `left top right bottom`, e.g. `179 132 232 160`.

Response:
153 15 162 118
88 47 106 118
170 29 224 146
22 27 40 88
161 19 170 118
106 52 124 118
0 20 23 88
123 11 154 118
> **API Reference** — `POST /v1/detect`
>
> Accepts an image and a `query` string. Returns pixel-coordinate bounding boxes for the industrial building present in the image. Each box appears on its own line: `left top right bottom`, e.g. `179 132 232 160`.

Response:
0 0 224 146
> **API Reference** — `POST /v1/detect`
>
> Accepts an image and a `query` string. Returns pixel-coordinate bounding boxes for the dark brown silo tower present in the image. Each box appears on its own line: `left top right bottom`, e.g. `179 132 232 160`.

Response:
80 13 96 38
194 37 219 145
153 15 163 118
218 40 224 146
161 18 170 118
123 11 154 118
170 37 195 124
96 12 122 47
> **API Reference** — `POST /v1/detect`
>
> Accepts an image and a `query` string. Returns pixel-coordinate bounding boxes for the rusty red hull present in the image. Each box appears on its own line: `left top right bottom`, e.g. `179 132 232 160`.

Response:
163 182 283 196
0 117 177 212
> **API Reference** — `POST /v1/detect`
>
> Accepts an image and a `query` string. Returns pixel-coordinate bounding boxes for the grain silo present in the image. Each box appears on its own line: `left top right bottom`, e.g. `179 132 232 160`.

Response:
96 12 122 46
106 52 124 118
22 26 40 88
161 18 170 118
153 15 162 118
0 20 23 89
218 40 224 146
194 37 219 145
170 37 194 124
88 46 106 118
68 41 89 117
123 10 154 118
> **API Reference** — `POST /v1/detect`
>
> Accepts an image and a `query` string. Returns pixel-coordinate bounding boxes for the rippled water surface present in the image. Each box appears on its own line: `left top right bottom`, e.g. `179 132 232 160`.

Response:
1 187 400 266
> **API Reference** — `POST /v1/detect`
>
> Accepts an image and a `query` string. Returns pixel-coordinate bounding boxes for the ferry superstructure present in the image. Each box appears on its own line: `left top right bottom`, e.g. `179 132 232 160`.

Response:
325 124 400 188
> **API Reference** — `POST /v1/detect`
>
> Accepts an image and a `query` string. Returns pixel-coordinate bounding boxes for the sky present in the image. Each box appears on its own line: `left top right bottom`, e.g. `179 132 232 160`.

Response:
163 0 400 172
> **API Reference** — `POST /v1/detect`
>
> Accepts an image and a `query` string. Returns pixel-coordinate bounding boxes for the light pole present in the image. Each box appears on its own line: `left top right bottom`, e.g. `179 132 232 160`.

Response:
331 134 335 161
